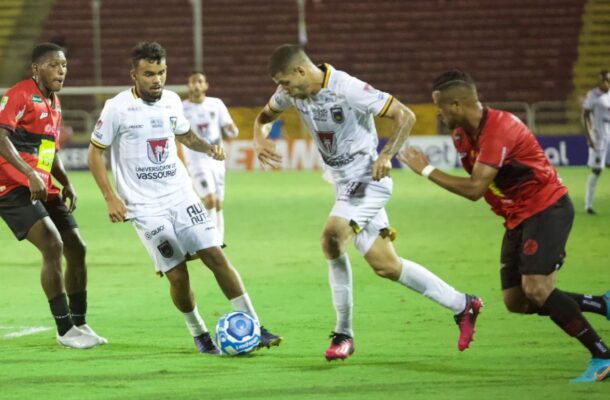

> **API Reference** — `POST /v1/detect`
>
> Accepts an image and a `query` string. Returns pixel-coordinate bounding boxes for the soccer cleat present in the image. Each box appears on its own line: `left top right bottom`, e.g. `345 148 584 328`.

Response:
324 332 355 361
454 294 483 352
604 291 610 321
56 326 99 349
586 208 597 215
570 358 610 383
258 326 282 349
77 324 108 345
194 332 220 355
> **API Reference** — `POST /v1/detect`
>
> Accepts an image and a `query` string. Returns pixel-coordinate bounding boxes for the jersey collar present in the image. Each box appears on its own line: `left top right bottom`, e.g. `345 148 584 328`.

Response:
318 63 332 89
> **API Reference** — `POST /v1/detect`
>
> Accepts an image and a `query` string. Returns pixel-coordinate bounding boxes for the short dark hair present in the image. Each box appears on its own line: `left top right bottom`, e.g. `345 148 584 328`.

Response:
432 69 476 91
600 70 609 79
31 42 64 63
131 41 166 67
269 44 306 76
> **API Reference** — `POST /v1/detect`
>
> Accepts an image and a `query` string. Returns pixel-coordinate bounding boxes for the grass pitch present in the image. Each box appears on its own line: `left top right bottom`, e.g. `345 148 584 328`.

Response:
0 167 609 399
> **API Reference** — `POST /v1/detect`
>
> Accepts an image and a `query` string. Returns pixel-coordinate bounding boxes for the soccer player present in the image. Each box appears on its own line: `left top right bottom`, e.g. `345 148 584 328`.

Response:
582 70 610 215
87 42 281 354
253 44 482 361
0 43 105 349
399 69 610 383
177 71 238 242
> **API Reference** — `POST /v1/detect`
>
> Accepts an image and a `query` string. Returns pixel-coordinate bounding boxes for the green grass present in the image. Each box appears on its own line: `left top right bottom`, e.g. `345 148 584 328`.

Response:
0 167 609 399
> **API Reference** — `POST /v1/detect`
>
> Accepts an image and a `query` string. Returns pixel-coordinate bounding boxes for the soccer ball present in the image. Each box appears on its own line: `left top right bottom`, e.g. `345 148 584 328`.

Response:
215 311 261 355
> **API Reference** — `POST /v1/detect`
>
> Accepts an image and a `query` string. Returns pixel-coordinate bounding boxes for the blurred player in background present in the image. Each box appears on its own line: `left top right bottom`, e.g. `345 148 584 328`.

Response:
0 43 105 349
253 44 481 361
400 69 610 383
177 71 238 243
582 70 610 215
87 42 281 354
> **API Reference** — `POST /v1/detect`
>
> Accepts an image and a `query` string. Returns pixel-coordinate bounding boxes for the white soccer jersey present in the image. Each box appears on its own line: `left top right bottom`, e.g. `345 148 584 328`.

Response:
268 64 393 183
583 87 610 139
182 97 234 166
90 88 194 218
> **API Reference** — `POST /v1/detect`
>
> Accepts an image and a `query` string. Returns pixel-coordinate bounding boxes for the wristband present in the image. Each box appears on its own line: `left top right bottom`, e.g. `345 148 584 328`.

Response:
421 165 436 179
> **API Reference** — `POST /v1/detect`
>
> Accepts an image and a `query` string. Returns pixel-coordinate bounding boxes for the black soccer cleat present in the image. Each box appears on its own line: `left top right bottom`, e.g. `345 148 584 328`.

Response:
194 332 221 355
258 326 282 349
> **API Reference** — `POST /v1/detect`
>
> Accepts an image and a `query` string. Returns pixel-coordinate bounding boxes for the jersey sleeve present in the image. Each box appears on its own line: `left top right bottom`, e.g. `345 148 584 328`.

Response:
267 86 293 113
582 90 595 111
0 88 28 132
343 76 394 117
90 100 118 149
218 100 234 127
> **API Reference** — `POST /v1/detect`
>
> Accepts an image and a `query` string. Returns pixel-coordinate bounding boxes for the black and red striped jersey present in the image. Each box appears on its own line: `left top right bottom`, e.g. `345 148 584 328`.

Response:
0 79 62 197
453 108 567 229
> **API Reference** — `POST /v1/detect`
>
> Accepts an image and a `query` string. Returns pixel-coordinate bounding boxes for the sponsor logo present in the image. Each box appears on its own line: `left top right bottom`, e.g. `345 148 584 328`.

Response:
95 119 103 130
151 118 163 128
312 108 328 122
128 124 144 129
169 116 177 132
363 83 377 93
0 185 5 193
157 240 174 258
145 225 165 240
127 106 141 112
210 111 216 119
39 112 48 119
330 106 344 124
146 138 169 164
0 96 7 111
44 124 58 135
32 95 43 104
93 131 103 140
186 203 209 225
15 106 26 122
135 163 177 180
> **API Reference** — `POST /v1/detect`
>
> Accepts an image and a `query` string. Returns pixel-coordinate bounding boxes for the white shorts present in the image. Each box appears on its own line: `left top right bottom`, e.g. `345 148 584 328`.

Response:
132 195 222 273
329 177 393 255
588 135 610 169
187 160 226 201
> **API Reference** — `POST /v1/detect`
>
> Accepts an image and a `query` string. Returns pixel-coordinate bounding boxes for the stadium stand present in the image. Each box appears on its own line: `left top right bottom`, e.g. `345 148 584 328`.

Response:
35 0 588 107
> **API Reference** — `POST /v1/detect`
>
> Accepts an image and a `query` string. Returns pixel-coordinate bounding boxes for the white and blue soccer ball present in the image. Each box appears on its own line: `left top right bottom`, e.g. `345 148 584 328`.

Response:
215 311 261 355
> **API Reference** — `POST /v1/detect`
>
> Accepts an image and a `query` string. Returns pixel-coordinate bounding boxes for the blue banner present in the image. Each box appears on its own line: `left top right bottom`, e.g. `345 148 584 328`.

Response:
535 136 588 166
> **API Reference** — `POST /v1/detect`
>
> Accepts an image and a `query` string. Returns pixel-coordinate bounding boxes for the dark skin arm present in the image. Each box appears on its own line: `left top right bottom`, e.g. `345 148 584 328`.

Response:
398 146 498 201
0 127 47 201
581 109 596 149
51 154 77 212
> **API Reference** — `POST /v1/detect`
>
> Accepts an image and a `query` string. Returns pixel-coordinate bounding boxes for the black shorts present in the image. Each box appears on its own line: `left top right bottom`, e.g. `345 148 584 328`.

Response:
0 186 77 240
500 194 574 290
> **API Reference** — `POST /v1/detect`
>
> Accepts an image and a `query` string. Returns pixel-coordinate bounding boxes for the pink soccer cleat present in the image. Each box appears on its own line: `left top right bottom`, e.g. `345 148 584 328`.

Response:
324 332 355 361
454 294 482 351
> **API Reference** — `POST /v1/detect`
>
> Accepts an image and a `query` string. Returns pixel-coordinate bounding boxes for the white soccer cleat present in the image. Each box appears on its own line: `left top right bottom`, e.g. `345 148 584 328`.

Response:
77 324 108 345
56 326 99 349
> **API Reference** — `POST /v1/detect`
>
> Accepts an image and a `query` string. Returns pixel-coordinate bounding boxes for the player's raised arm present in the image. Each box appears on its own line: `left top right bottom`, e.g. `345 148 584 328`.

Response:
87 144 127 222
373 99 416 181
0 127 47 201
399 146 497 201
253 103 282 169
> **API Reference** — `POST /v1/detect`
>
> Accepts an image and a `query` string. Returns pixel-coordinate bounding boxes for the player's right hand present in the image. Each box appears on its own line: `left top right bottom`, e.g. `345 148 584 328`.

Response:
107 196 127 223
254 138 282 170
27 170 48 202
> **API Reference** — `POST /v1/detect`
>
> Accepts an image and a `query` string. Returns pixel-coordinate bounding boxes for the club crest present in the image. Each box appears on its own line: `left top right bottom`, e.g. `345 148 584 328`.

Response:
146 137 170 164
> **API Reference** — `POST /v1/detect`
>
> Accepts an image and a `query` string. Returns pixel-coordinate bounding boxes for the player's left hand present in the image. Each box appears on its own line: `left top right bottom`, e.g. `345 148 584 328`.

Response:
62 183 78 213
207 145 226 161
398 146 429 175
372 153 392 181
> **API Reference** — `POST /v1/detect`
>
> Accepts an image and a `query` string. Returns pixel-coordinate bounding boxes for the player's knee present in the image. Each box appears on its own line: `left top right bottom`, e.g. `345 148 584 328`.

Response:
41 237 64 260
503 297 526 314
65 237 87 260
592 168 602 175
321 230 344 257
521 283 549 307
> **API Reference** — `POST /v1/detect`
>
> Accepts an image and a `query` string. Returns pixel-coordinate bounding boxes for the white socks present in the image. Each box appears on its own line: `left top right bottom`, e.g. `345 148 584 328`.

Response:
230 293 260 323
585 172 599 210
398 258 466 314
182 305 207 337
328 253 354 337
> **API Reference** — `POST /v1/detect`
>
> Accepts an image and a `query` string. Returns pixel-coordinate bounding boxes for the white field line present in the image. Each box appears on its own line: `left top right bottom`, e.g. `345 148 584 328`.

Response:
1 326 52 339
